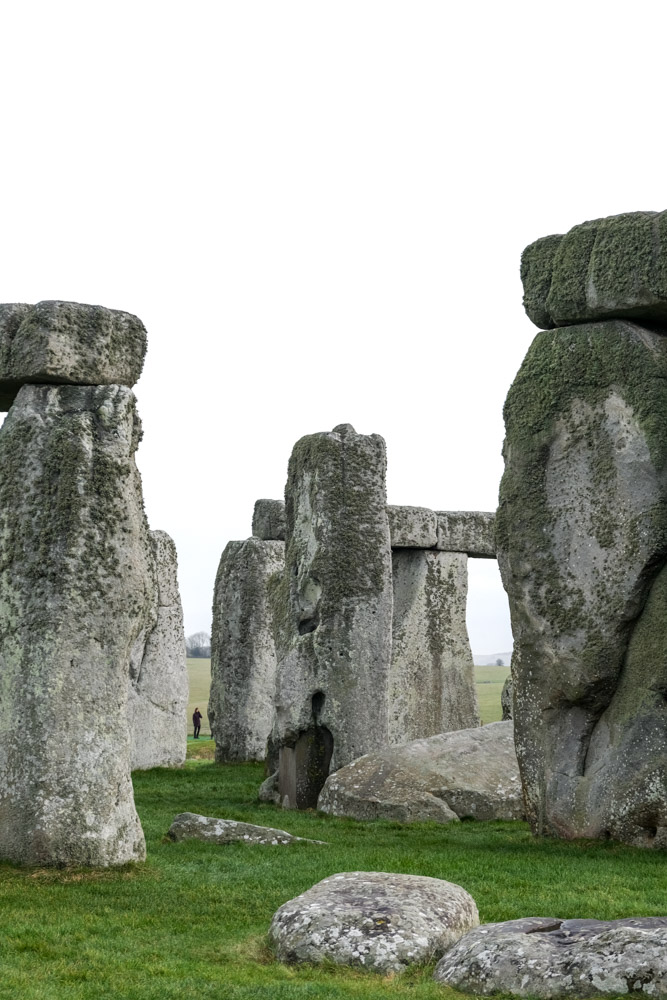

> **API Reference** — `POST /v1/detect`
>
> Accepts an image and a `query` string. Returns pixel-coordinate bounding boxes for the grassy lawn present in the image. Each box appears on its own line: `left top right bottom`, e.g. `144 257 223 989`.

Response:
0 760 663 1000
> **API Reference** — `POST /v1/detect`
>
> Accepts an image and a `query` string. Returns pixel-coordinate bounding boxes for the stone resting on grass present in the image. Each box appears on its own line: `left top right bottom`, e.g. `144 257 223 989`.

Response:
433 916 667 997
0 300 186 866
498 213 667 848
167 812 326 846
270 871 479 974
317 721 523 823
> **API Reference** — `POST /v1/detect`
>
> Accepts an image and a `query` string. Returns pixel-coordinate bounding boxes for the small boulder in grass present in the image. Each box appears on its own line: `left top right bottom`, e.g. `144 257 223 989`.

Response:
269 871 479 974
167 812 326 846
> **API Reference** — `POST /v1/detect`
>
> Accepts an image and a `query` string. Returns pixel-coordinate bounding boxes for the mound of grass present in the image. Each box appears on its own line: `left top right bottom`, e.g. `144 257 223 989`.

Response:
0 760 663 1000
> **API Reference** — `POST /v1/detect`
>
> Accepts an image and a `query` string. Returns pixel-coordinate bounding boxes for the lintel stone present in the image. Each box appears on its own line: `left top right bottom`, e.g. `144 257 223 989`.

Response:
436 511 495 558
0 300 147 410
387 505 437 548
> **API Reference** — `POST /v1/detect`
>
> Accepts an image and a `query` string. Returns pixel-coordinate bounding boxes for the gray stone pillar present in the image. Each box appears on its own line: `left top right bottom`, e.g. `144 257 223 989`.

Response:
0 384 149 866
389 549 479 743
128 530 188 770
209 537 285 761
272 423 393 808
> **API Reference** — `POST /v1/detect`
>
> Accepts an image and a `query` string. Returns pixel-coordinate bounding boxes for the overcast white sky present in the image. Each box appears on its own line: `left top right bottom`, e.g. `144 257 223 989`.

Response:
1 1 665 652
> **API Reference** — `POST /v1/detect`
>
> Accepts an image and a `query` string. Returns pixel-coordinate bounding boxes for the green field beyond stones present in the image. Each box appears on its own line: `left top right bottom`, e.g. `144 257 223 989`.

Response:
0 758 663 1000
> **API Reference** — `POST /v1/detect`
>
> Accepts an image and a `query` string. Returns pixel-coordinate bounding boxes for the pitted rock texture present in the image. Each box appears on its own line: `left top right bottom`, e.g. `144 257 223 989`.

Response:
167 812 326 846
436 511 496 557
209 537 285 761
497 319 667 847
129 530 188 770
434 916 667 997
521 211 667 330
0 300 147 410
389 549 479 742
501 676 513 721
318 722 522 823
0 384 149 866
270 871 479 974
252 498 286 541
387 505 438 548
272 423 393 807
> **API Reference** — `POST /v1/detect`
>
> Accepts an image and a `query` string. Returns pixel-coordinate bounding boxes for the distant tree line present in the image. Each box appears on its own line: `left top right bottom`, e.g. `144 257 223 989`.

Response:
186 631 211 658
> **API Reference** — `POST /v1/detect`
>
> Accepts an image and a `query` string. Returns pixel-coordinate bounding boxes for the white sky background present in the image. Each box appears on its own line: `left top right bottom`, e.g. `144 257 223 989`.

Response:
1 1 665 651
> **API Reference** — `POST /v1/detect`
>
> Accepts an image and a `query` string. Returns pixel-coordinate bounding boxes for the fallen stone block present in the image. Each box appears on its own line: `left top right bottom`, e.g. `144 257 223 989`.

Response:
252 498 286 541
270 871 479 974
167 812 326 845
521 210 667 329
436 511 495 557
318 721 523 823
0 300 147 410
434 916 667 997
387 505 438 548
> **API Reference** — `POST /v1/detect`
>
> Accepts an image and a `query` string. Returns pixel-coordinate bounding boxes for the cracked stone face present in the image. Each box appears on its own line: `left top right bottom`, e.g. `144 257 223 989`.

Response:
269 871 479 974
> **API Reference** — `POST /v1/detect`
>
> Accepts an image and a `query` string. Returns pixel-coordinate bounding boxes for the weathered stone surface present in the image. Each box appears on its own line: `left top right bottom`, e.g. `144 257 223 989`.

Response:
270 871 479 974
389 549 479 742
272 423 393 808
497 319 667 847
436 511 495 557
387 505 438 548
167 812 325 845
0 300 147 410
258 771 280 805
252 499 286 541
521 211 667 330
128 530 188 770
209 537 284 762
501 676 513 721
0 384 149 865
434 917 667 997
318 722 523 823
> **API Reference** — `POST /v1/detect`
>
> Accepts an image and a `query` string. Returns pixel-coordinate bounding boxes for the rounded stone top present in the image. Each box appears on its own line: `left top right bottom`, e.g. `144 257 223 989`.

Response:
331 423 357 437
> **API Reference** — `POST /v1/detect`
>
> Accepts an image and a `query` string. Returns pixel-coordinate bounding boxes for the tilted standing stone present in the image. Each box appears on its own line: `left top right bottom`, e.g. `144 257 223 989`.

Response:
209 537 285 761
389 549 479 743
272 424 393 808
128 530 188 770
0 385 149 865
497 317 667 847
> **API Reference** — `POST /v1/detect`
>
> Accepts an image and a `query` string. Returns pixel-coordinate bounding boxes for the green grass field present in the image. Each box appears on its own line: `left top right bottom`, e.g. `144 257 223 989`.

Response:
187 660 510 732
0 760 663 1000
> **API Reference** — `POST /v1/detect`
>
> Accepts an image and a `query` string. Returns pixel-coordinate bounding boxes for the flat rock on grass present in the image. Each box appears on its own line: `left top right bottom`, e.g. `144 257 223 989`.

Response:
270 871 479 974
318 721 523 823
167 812 326 845
434 916 667 997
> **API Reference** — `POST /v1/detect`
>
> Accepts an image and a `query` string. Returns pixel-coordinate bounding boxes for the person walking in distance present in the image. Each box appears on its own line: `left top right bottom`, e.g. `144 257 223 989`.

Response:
192 707 203 739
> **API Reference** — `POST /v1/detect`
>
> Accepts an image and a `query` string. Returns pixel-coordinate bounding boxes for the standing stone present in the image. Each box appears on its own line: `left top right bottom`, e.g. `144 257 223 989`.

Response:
272 424 393 808
0 385 149 865
500 676 513 721
252 499 286 541
389 549 479 743
128 530 188 770
0 300 147 410
209 537 285 762
497 319 667 847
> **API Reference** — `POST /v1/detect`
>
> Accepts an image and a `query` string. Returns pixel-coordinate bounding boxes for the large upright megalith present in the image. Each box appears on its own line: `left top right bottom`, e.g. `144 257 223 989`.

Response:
128 530 188 770
209 536 285 761
389 507 479 742
272 424 393 808
498 213 667 848
0 383 149 865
